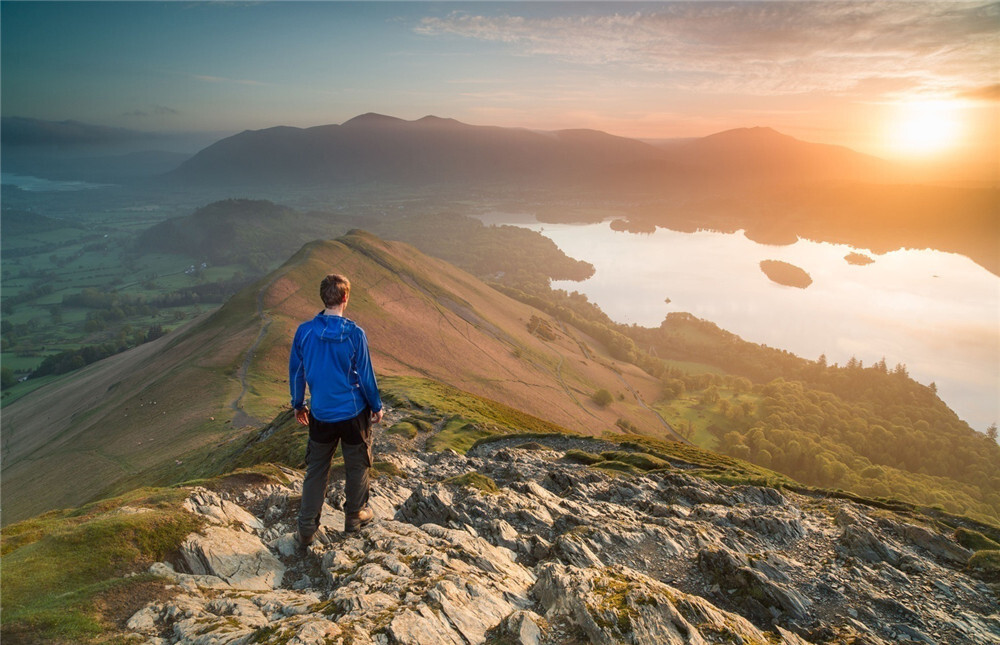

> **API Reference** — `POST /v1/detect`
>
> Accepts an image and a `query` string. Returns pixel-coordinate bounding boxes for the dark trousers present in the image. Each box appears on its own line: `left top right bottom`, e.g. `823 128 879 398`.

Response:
297 409 372 538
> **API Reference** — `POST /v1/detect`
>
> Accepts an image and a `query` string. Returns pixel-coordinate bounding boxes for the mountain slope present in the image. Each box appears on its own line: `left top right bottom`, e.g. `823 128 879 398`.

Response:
1 231 669 524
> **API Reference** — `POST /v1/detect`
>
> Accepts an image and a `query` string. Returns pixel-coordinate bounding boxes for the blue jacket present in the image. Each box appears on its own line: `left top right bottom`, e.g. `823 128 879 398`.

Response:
289 313 382 422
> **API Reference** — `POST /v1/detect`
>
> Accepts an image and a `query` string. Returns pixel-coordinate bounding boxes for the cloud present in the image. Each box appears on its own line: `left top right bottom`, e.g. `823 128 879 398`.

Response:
959 83 1000 101
415 3 999 96
194 74 266 86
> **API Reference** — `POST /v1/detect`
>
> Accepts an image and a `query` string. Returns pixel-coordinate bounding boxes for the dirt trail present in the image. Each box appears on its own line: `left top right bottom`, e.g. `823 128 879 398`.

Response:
614 372 690 444
230 275 284 427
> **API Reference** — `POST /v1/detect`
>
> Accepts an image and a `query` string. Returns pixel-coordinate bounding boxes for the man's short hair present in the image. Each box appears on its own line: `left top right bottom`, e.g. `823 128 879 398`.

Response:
320 274 351 308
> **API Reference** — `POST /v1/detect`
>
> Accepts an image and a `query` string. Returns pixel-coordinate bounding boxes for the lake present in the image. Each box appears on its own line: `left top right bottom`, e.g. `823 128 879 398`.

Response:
483 215 999 431
1 173 110 192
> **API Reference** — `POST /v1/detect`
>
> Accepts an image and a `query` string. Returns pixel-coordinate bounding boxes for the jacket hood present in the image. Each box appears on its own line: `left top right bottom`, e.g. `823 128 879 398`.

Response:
313 313 357 343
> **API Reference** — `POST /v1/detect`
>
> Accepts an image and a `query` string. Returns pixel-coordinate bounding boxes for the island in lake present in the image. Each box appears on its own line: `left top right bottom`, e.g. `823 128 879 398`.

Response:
610 218 657 234
760 259 813 288
845 252 875 266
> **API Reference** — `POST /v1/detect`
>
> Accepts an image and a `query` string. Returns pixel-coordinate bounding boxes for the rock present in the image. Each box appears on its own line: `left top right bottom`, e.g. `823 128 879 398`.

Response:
491 609 545 645
533 562 795 644
125 605 159 633
896 522 972 565
184 488 264 531
837 524 902 565
697 547 812 620
387 604 466 645
554 530 604 568
179 526 285 590
428 578 523 644
118 441 1000 645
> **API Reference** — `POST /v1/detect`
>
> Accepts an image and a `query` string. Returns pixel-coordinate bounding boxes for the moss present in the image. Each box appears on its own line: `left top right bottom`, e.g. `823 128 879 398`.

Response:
588 571 641 636
442 471 500 495
956 528 1000 551
250 624 291 643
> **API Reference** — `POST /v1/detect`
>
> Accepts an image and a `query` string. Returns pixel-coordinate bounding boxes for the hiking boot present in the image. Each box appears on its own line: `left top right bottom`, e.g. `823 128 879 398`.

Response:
344 507 374 533
294 529 314 548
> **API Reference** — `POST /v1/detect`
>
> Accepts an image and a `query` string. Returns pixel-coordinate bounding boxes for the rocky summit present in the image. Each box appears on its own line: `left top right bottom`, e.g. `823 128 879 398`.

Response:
124 431 999 645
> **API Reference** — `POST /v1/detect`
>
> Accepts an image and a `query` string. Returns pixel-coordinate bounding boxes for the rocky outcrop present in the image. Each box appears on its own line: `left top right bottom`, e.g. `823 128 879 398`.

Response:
124 441 1000 645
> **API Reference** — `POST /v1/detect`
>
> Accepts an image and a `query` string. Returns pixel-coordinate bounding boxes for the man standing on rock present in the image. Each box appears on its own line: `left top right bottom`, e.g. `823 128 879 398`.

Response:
289 273 383 545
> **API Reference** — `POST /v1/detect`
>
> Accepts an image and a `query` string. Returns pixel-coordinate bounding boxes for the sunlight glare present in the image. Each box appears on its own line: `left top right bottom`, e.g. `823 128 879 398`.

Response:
888 100 963 158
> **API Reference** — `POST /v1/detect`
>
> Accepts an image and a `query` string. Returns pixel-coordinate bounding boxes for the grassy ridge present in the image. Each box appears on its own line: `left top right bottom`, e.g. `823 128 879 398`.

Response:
1 487 203 644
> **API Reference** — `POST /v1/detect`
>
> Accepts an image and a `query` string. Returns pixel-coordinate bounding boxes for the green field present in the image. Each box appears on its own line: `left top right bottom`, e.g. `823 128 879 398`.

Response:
1 209 251 405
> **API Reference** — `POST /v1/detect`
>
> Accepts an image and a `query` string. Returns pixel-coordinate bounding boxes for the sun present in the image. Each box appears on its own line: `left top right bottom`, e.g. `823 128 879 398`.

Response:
886 100 963 158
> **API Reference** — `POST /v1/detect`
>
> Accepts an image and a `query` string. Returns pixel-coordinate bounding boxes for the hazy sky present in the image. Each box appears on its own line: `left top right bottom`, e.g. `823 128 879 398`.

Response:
2 1 998 166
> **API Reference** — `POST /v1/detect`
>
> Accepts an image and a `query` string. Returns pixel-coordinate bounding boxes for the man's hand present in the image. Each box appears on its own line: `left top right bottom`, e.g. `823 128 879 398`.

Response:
295 407 309 426
371 408 384 424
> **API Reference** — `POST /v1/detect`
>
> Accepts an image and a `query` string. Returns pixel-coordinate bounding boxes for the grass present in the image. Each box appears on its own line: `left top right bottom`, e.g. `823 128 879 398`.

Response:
955 528 1000 551
563 449 604 465
591 460 645 477
387 420 419 439
425 417 494 453
442 471 500 494
1 486 202 644
599 450 671 471
382 375 574 439
966 550 1000 581
610 433 795 488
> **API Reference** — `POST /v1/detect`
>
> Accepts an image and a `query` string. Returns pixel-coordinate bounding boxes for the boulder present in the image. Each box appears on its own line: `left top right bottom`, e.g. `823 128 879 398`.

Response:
179 526 285 590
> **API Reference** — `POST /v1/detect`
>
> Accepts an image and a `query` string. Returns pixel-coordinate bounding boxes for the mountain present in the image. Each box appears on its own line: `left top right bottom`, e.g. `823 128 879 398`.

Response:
165 113 889 190
135 198 333 268
1 231 670 525
676 127 891 181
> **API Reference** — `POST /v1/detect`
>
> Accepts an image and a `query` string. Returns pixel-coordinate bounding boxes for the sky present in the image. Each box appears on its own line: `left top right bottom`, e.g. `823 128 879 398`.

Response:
2 1 998 172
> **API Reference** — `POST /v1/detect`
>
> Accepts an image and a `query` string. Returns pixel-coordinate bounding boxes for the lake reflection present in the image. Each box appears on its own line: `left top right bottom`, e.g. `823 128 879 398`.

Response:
505 219 998 431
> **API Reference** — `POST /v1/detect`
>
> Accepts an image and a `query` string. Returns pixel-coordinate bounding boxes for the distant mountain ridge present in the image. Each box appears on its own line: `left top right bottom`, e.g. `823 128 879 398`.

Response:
167 113 891 189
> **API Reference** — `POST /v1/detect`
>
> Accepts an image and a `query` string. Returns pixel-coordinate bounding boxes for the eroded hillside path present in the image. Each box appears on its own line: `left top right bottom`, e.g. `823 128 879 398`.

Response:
231 272 287 428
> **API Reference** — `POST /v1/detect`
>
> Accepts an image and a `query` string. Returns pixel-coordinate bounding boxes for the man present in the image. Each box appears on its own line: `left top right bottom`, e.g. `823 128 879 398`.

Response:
289 273 383 546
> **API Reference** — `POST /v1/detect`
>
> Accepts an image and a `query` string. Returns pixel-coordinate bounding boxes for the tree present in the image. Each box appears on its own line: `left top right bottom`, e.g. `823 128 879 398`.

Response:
591 388 614 408
1 366 15 390
987 424 998 444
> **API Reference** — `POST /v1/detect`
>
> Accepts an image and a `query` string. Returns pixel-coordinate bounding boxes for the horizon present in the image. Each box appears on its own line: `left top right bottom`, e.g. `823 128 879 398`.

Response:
2 1 998 180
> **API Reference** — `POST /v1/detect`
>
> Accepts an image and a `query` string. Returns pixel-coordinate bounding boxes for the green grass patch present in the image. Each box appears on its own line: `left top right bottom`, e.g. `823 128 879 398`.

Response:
386 421 419 439
956 528 1000 551
563 449 604 465
966 550 1000 581
1 487 201 643
609 433 796 488
373 461 403 478
442 471 500 495
599 450 670 471
514 441 553 451
591 461 644 477
425 417 493 454
381 375 575 440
